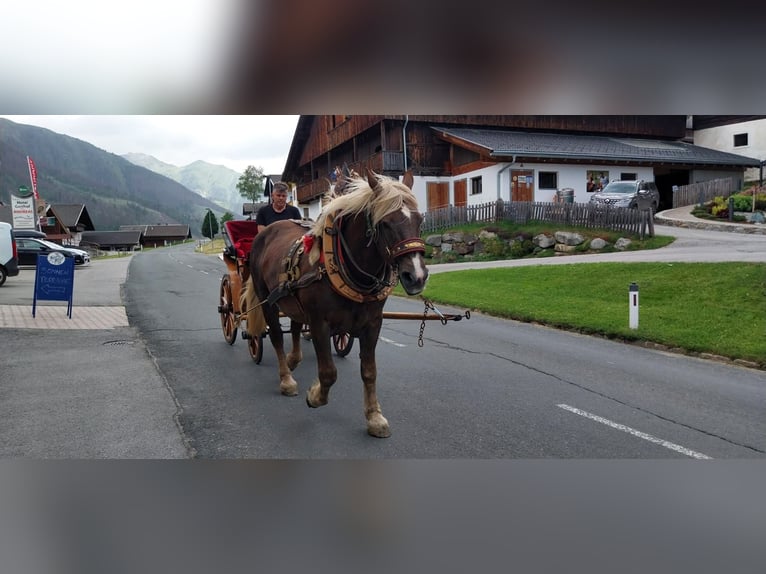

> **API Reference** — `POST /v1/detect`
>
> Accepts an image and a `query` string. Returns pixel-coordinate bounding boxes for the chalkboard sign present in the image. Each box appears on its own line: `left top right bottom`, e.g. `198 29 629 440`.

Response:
33 252 75 318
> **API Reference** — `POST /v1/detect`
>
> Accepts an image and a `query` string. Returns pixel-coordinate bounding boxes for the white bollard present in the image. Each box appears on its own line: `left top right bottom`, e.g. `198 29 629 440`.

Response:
629 282 639 329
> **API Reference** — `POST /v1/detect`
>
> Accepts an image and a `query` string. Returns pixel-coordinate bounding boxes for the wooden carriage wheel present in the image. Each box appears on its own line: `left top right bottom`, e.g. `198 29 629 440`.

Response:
247 332 264 363
332 333 354 357
218 274 238 345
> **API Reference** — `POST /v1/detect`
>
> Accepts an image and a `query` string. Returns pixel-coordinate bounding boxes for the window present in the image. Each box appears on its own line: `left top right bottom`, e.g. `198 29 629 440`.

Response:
470 176 482 195
538 171 557 189
620 172 637 181
734 133 748 147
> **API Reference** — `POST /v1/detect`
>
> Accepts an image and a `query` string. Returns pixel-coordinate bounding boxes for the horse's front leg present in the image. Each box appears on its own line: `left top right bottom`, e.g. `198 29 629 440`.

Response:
265 307 298 397
359 320 389 438
306 322 336 408
286 320 303 371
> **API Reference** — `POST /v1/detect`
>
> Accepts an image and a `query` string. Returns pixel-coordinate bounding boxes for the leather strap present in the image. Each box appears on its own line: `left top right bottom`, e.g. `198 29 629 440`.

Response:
322 212 395 303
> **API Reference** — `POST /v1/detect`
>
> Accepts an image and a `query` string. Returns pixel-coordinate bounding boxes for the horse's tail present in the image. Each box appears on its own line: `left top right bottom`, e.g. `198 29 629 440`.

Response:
240 277 267 337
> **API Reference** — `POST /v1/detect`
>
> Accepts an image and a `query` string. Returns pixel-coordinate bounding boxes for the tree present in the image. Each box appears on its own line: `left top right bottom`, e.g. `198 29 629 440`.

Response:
237 165 265 214
201 209 219 239
220 211 235 225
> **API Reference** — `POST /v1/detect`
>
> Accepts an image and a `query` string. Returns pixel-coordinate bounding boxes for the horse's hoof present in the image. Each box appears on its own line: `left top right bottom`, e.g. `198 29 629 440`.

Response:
306 394 317 408
280 380 298 396
367 414 391 438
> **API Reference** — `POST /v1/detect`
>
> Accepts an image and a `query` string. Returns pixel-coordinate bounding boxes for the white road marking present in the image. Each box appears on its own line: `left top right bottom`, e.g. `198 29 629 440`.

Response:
379 336 406 348
556 404 712 459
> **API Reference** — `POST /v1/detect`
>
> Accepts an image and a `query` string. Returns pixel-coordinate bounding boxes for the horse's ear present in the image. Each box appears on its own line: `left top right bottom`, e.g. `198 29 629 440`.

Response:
365 168 378 191
402 170 414 189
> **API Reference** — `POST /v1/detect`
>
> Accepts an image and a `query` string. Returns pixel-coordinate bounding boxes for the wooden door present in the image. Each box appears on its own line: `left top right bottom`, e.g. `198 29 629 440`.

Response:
454 179 467 207
427 182 450 210
511 170 534 202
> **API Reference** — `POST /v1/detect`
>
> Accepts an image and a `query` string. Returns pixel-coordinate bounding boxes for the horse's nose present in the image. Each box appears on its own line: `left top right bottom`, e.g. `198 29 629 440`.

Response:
400 267 428 295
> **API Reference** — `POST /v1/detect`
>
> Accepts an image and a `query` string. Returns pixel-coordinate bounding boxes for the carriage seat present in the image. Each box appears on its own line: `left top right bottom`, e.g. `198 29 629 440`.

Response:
224 220 259 261
234 237 254 260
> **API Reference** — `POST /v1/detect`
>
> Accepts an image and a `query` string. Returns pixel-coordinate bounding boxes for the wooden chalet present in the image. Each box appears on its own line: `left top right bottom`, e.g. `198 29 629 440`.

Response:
120 224 191 248
40 204 95 246
80 230 143 252
242 201 268 220
282 116 761 216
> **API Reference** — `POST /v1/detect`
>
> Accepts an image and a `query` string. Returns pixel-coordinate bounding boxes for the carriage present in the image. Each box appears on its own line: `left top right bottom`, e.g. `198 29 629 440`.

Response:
217 170 469 437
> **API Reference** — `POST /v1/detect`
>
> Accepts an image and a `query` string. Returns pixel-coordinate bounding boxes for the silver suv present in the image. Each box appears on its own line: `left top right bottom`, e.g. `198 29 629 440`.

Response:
589 180 660 212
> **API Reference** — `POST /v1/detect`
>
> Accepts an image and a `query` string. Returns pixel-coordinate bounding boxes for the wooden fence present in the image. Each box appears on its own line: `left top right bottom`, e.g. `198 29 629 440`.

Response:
422 200 648 235
672 177 736 208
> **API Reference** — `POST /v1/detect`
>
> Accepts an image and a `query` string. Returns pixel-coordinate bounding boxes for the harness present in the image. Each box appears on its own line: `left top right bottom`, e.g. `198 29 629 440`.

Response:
266 212 425 305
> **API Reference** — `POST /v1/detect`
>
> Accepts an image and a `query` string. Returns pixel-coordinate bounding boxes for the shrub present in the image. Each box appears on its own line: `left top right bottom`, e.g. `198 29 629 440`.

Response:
731 194 752 212
509 239 535 258
482 237 508 258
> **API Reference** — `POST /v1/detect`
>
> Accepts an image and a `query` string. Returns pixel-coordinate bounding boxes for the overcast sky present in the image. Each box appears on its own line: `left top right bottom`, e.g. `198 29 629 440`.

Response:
1 115 300 175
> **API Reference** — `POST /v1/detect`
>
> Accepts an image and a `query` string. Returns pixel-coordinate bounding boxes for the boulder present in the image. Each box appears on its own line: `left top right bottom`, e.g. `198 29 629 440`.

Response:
590 238 608 250
614 237 632 250
425 234 442 247
533 233 556 248
554 231 585 246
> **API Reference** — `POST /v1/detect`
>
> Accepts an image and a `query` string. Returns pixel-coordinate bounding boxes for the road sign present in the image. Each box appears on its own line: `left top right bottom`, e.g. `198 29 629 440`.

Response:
33 252 75 318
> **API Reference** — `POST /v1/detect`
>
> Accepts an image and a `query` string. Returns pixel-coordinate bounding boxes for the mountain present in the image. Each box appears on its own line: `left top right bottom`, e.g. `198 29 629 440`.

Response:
122 153 243 214
0 118 225 235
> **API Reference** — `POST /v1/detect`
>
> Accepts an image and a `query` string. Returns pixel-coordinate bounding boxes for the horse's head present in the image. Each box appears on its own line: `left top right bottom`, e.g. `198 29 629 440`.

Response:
366 169 429 296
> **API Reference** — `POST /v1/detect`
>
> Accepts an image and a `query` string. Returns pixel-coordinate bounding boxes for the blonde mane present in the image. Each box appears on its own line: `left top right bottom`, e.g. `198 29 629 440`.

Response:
308 172 419 265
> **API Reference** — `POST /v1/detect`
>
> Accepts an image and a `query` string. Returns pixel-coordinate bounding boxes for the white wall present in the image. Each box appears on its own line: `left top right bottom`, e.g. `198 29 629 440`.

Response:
413 163 655 208
299 164 660 215
694 119 766 182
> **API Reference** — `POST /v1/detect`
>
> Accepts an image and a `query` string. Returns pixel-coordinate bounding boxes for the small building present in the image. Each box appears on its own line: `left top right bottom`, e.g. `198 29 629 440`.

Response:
80 230 143 252
242 201 268 220
41 204 95 246
140 224 191 248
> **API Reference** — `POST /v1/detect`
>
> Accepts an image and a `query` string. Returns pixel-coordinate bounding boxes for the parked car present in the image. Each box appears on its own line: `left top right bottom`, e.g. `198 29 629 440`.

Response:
15 237 91 266
589 180 660 212
11 229 48 239
0 222 21 286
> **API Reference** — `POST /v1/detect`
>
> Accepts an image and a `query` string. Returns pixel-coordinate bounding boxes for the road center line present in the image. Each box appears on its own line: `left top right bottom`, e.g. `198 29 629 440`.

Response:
379 336 406 347
556 404 712 459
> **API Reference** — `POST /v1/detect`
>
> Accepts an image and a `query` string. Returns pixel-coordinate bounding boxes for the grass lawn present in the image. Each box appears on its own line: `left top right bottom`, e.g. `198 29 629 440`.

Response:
401 262 766 366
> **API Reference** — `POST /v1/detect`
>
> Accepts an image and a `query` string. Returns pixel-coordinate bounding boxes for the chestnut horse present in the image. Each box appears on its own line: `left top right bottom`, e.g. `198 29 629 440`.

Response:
240 169 428 437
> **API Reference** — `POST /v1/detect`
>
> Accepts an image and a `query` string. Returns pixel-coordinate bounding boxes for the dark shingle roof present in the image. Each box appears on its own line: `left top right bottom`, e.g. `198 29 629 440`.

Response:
144 224 191 238
81 230 142 247
433 127 762 167
46 204 95 230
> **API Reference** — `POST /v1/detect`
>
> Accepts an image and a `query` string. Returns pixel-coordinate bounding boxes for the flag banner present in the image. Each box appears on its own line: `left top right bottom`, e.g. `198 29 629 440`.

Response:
27 156 39 199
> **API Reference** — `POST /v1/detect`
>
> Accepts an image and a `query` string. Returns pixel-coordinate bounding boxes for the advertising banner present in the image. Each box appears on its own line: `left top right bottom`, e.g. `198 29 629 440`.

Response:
11 194 36 229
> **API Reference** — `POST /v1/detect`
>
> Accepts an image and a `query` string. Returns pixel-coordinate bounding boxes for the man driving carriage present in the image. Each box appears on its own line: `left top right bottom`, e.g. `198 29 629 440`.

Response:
255 181 302 233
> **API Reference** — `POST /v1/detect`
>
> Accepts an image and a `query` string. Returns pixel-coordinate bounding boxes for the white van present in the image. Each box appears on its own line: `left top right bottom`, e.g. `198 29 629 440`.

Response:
0 222 21 286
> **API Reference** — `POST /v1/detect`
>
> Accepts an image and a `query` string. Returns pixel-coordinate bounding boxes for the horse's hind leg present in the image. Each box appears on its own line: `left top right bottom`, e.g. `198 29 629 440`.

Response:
286 320 303 371
265 307 299 396
358 324 390 438
306 324 336 408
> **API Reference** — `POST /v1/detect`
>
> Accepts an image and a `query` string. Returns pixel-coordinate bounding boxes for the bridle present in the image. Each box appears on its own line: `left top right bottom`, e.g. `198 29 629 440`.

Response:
323 211 425 303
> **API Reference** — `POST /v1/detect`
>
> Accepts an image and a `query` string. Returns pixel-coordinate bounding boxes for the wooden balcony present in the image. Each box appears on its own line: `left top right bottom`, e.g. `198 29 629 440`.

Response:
296 151 405 203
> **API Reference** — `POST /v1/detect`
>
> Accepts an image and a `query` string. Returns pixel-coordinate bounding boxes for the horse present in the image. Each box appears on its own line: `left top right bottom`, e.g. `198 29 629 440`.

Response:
240 169 428 437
